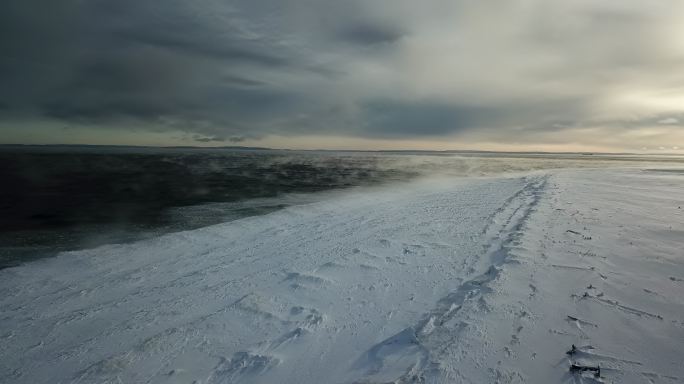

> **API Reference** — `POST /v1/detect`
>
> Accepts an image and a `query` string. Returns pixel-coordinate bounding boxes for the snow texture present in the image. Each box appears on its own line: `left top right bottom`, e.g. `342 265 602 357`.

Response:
1 168 683 383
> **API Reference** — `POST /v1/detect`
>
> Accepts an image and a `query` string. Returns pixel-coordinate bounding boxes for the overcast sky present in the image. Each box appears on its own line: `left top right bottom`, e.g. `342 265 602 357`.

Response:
1 0 684 151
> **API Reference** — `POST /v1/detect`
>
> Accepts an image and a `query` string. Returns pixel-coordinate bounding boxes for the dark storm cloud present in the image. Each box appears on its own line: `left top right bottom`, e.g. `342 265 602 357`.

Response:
228 136 247 143
192 135 226 143
116 24 292 68
0 0 309 129
338 23 405 46
41 50 188 120
1 0 684 148
362 101 500 137
221 76 267 88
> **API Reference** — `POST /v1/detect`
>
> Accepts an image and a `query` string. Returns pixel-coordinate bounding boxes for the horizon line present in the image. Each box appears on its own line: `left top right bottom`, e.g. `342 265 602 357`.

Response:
2 143 684 156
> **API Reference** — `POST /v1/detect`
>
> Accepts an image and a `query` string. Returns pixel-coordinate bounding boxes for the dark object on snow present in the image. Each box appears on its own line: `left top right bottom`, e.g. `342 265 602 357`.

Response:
566 344 577 356
570 363 601 378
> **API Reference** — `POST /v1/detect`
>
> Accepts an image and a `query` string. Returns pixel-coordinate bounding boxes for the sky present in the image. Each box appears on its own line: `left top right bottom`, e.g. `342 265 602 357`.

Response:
1 0 684 152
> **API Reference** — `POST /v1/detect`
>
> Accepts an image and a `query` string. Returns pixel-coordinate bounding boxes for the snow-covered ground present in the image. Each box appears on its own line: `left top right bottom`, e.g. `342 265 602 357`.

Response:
1 167 683 383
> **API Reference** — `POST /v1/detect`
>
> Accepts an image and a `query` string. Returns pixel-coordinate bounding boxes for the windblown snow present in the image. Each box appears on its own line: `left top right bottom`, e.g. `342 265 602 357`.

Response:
1 168 683 383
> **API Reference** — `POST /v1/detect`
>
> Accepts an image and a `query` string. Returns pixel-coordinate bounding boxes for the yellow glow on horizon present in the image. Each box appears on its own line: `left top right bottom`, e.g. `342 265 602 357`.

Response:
2 120 683 154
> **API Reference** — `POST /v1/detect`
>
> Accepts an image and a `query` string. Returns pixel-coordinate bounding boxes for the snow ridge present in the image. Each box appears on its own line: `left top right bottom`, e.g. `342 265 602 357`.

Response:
353 175 548 383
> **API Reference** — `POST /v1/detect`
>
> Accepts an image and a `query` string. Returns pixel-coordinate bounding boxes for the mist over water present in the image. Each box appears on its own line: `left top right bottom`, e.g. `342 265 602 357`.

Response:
1 146 681 268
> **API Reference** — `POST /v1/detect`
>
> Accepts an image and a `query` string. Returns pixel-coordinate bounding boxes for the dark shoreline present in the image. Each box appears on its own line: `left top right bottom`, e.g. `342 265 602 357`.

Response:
0 149 416 268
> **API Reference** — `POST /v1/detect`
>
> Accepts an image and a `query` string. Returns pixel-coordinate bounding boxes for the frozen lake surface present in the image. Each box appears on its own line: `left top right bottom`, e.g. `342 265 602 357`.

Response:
1 166 683 383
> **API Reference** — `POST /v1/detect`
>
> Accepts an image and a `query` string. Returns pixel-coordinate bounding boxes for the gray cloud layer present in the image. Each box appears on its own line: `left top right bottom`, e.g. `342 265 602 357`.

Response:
1 0 684 148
